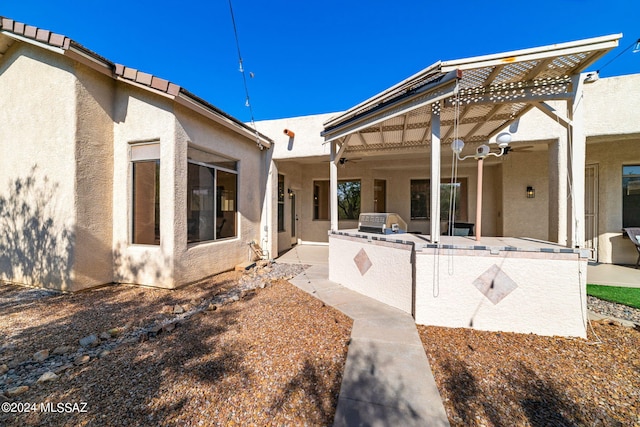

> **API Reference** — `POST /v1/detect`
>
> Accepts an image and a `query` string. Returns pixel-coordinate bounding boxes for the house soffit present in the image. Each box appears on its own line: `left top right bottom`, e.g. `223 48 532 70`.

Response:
322 34 621 157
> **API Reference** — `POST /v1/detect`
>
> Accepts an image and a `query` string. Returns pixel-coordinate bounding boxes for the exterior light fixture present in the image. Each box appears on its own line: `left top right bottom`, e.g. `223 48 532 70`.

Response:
633 38 640 54
288 188 294 198
450 132 513 242
526 186 535 198
451 139 465 155
496 132 512 148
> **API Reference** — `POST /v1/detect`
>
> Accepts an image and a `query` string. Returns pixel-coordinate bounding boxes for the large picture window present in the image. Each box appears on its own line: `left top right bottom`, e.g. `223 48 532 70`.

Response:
410 178 467 221
313 180 361 220
131 143 160 245
623 165 640 227
187 147 237 243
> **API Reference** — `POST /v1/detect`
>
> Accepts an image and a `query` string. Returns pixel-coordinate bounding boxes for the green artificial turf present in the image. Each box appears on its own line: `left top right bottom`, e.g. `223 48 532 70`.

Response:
587 284 640 309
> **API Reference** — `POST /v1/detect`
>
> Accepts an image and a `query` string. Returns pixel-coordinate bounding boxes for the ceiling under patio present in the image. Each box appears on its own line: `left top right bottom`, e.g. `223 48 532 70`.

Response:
322 34 622 156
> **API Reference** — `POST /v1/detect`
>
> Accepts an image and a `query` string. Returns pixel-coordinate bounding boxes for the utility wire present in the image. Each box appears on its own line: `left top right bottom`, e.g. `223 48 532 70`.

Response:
596 37 640 74
228 0 260 143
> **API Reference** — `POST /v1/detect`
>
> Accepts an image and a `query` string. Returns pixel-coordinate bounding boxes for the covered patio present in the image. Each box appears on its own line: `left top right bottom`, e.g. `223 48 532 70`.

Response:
321 35 621 337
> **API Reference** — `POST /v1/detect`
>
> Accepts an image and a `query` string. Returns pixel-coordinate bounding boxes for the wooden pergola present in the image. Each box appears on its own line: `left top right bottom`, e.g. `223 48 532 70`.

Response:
321 34 621 246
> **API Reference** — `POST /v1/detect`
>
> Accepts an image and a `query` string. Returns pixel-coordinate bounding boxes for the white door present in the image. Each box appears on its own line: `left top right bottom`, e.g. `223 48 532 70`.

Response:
585 164 598 261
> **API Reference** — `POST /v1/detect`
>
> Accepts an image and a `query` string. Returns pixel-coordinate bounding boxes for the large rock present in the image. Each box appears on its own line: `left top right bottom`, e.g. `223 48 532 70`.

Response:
36 371 58 384
33 349 50 362
79 334 98 347
74 355 90 366
0 364 8 375
52 345 75 355
5 386 29 397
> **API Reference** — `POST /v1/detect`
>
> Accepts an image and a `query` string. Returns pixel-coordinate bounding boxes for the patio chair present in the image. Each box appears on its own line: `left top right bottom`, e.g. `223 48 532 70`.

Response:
623 227 640 268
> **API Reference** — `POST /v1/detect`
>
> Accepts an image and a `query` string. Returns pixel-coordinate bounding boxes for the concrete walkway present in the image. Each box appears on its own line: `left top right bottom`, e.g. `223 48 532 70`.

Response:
278 245 450 427
587 262 640 288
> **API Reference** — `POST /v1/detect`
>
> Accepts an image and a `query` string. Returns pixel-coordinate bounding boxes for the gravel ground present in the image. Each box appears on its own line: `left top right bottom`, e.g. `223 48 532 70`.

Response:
0 262 352 426
419 298 640 427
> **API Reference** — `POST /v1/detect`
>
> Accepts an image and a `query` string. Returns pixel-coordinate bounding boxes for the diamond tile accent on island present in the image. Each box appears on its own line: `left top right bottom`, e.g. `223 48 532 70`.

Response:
473 264 518 304
353 248 373 276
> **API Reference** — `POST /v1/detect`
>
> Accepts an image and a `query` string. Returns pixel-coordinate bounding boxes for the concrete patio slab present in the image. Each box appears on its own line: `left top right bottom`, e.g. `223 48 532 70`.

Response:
587 263 640 288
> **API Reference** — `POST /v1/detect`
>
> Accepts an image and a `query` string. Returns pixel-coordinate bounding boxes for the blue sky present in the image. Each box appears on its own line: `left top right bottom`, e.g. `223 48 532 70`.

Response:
2 1 638 121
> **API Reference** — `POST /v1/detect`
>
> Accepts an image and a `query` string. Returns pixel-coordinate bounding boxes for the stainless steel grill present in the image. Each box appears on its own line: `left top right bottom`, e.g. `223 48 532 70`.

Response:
358 213 407 235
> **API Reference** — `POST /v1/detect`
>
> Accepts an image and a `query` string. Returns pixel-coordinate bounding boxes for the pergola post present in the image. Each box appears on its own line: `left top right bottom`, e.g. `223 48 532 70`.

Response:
430 104 441 241
330 140 339 231
568 74 586 248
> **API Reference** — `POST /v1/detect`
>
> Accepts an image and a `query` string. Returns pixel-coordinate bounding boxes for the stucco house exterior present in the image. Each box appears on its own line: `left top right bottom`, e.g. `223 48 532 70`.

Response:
261 73 640 266
1 14 638 319
0 17 275 292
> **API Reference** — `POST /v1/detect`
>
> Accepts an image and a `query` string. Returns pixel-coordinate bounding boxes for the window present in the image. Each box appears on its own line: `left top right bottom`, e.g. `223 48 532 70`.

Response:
187 147 237 243
374 179 386 213
313 180 361 220
131 143 160 245
410 179 467 221
278 174 285 231
623 165 640 227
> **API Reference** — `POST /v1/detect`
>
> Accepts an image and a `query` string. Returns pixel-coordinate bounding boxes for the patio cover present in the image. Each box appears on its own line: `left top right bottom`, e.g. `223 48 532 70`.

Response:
321 34 621 244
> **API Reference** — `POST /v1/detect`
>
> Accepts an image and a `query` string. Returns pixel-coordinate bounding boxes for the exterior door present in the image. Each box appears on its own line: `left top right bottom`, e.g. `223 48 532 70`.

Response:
290 192 297 245
585 164 598 261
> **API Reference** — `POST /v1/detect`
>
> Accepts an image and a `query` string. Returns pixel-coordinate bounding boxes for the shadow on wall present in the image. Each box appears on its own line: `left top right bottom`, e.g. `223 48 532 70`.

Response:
0 166 74 290
112 242 171 287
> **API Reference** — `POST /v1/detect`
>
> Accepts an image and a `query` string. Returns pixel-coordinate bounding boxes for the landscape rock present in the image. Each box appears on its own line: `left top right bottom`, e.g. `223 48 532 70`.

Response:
36 371 58 384
0 364 7 375
52 345 75 355
54 363 74 374
74 355 90 366
99 332 112 340
5 385 29 397
79 334 99 347
206 303 218 311
163 322 176 333
98 350 111 359
173 304 185 314
108 327 123 337
33 349 50 362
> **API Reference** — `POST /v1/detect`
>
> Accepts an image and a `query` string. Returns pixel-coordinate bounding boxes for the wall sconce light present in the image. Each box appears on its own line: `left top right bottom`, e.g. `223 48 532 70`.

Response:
526 186 535 198
288 188 294 198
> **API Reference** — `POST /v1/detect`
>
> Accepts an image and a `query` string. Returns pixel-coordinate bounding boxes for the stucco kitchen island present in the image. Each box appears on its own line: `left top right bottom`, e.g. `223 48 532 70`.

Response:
329 230 590 338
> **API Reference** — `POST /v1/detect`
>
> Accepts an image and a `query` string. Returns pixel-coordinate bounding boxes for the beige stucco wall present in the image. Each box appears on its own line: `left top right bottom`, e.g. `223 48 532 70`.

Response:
0 43 78 290
173 104 267 286
73 62 115 288
587 138 640 264
112 85 269 288
500 150 550 240
112 85 177 288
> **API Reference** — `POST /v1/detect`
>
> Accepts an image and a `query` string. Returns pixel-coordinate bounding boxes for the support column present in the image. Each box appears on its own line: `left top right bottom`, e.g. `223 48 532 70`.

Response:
548 135 568 246
568 74 586 248
330 141 339 231
430 104 441 241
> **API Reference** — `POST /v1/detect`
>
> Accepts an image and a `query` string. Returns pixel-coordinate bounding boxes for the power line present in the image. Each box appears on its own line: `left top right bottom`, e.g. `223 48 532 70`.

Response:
228 0 258 132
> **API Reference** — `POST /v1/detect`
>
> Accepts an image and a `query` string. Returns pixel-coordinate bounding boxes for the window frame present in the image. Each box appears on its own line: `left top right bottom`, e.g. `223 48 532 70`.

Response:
622 165 640 228
187 147 238 244
410 178 468 222
278 174 286 232
130 142 161 246
312 179 361 221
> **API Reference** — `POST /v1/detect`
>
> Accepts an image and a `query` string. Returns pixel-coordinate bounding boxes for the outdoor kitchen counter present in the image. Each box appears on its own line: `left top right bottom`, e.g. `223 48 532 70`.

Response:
328 230 589 338
330 229 589 256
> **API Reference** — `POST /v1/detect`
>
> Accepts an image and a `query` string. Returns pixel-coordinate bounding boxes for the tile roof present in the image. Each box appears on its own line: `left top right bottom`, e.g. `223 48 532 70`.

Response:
0 16 271 146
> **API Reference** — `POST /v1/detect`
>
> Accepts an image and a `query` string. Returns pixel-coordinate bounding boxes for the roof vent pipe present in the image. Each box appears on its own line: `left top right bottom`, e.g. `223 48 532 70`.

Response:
284 129 295 138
